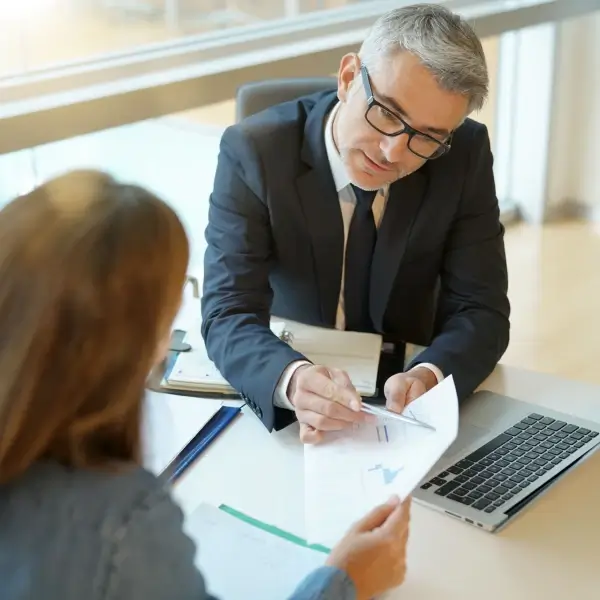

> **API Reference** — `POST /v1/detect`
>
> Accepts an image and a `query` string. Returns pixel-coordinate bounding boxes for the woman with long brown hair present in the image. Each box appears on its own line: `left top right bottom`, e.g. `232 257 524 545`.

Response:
0 170 409 600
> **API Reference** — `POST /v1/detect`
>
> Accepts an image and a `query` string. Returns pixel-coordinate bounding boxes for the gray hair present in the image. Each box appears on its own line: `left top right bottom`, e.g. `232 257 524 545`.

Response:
358 4 488 114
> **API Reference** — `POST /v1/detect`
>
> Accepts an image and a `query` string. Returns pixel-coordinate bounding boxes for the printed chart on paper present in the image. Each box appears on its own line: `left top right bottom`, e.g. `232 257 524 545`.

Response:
304 376 459 547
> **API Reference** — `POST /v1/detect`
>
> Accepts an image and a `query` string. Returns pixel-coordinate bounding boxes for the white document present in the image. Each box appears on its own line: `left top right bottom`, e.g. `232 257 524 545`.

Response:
142 394 222 475
304 375 459 547
188 503 325 600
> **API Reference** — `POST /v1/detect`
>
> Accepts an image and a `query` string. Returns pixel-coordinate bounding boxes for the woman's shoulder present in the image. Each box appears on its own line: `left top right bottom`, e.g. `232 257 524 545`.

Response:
31 459 161 491
3 461 170 526
0 461 205 600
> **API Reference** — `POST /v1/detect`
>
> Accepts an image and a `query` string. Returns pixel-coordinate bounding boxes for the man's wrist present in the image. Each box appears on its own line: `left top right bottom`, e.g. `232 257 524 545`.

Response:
287 363 312 406
274 360 311 410
408 365 439 391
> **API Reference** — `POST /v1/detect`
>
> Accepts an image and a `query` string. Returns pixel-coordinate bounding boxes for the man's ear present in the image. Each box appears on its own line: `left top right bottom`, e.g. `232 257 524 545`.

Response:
337 53 360 103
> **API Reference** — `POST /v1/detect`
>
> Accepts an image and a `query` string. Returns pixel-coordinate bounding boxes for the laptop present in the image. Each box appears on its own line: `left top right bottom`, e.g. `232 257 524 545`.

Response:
413 390 600 532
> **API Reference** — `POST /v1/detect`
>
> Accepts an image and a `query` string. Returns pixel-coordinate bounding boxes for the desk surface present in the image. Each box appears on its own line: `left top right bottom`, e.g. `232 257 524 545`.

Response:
150 365 600 599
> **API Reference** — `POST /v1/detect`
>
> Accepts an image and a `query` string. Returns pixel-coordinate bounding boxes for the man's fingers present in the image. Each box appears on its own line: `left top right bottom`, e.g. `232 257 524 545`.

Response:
406 379 427 404
384 377 409 414
299 423 324 444
385 391 408 414
301 369 361 411
352 495 401 533
296 406 356 431
294 367 366 437
295 390 364 424
328 368 354 390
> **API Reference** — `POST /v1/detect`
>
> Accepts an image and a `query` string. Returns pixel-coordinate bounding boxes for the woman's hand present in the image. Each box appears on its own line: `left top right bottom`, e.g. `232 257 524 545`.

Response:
326 495 411 600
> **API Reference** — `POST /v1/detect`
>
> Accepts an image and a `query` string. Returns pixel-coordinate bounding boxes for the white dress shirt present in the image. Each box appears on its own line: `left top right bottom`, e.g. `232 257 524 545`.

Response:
273 103 443 410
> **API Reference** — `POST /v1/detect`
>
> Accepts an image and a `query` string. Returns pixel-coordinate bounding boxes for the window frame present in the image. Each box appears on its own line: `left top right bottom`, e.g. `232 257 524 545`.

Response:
1 0 598 154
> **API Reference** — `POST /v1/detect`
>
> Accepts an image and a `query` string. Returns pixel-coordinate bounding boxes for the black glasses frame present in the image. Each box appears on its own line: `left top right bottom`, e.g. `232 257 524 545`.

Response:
359 65 452 160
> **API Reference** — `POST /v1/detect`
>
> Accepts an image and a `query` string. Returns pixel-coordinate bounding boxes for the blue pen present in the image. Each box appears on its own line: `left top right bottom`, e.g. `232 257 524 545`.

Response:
164 405 241 483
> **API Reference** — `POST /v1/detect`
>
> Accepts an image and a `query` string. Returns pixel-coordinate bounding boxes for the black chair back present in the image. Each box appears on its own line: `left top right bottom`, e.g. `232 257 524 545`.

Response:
235 77 336 121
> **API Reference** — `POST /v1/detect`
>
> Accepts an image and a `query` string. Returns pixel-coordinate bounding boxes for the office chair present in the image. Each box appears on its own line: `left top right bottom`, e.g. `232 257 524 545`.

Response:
235 77 337 122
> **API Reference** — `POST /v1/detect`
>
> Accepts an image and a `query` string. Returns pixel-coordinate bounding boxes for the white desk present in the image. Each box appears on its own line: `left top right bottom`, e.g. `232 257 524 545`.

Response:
149 365 600 598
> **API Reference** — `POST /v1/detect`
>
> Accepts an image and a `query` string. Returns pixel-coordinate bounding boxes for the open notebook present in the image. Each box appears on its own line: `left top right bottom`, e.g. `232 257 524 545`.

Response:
162 319 383 397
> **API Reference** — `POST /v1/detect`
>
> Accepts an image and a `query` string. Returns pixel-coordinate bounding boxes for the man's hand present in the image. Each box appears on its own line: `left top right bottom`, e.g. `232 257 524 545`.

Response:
384 367 438 414
288 364 372 444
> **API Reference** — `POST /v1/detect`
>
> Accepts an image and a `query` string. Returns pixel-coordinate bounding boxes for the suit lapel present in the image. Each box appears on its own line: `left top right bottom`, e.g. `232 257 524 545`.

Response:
369 168 428 332
296 92 344 326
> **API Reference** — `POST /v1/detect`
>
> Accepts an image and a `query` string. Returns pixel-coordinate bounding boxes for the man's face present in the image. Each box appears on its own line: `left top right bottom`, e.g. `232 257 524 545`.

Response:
333 51 469 190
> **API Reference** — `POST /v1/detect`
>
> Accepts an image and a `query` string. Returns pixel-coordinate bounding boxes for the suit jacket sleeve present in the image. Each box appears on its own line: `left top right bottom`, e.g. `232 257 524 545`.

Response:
201 126 306 431
407 124 510 400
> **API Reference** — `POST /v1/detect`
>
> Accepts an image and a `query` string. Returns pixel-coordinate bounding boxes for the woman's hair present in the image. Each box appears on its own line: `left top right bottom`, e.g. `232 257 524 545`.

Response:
0 170 189 483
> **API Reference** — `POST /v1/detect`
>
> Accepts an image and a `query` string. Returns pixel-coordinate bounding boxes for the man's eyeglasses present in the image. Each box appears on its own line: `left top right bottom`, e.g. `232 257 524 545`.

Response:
360 65 452 160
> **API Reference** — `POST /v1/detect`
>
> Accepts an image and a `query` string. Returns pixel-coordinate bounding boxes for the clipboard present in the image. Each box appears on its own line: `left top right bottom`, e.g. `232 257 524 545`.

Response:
146 329 241 399
161 319 383 398
159 321 288 396
146 273 239 398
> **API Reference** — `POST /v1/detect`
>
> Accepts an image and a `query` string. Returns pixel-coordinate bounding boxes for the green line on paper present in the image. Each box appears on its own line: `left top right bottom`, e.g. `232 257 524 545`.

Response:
219 504 330 555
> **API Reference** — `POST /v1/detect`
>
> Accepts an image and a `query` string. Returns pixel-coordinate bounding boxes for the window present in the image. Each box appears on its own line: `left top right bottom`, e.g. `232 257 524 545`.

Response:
2 1 598 230
0 115 221 270
1 0 416 77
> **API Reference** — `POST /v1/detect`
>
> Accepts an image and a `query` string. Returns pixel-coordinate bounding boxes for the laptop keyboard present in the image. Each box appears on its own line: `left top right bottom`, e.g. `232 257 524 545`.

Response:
420 413 599 514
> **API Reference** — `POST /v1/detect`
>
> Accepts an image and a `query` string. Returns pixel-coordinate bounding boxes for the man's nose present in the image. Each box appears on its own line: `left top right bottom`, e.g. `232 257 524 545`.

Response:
380 133 411 164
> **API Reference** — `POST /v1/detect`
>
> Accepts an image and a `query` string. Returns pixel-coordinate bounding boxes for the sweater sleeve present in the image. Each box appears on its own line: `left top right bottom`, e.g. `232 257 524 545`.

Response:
104 485 217 600
104 483 356 600
288 566 356 600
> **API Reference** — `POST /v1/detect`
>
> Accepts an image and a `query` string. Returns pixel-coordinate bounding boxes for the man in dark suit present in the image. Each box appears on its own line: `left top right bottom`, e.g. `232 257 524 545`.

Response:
201 4 510 442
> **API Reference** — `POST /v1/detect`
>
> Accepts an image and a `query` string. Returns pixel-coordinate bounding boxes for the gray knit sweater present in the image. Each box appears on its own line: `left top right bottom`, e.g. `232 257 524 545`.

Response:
0 461 355 600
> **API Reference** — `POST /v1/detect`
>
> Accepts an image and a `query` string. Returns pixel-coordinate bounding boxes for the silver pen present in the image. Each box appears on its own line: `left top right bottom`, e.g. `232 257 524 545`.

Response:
362 402 436 432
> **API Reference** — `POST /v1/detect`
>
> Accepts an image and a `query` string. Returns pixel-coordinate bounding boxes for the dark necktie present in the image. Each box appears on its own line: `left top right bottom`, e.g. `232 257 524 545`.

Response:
344 185 377 332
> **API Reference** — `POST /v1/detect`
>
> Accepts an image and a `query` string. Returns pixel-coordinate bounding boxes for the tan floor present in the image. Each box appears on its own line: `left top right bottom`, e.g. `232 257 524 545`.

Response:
502 220 600 386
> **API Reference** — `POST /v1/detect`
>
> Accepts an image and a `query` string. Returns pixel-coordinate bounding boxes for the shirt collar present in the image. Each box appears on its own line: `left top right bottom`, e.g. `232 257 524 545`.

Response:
324 102 351 192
